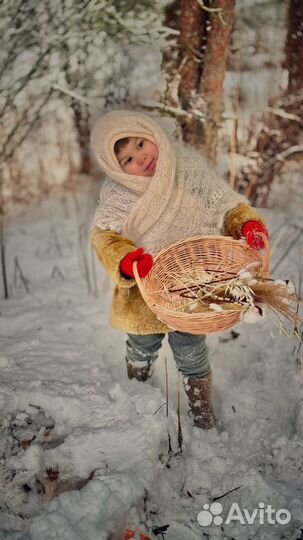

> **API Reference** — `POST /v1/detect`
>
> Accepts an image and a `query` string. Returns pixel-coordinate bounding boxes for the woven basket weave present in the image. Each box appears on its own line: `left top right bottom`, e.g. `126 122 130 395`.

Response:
134 235 270 335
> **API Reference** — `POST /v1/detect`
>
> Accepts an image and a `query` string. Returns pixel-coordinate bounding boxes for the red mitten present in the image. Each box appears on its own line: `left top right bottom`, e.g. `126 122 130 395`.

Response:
120 248 153 278
242 220 269 250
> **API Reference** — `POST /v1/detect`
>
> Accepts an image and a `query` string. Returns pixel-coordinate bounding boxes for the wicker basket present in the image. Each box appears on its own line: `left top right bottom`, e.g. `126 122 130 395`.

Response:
134 235 270 335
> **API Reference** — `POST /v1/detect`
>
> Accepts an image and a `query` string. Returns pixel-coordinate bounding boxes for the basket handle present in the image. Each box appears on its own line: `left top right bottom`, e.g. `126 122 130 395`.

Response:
132 261 146 298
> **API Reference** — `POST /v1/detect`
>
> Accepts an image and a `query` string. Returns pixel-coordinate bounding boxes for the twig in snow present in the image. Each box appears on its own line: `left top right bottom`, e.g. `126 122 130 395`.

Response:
212 485 241 502
49 218 62 258
153 402 167 415
50 266 65 280
177 374 183 453
270 223 289 258
291 247 303 368
87 189 100 297
72 194 92 293
272 229 302 273
90 244 99 298
165 356 173 455
13 257 31 293
152 524 170 538
0 221 9 299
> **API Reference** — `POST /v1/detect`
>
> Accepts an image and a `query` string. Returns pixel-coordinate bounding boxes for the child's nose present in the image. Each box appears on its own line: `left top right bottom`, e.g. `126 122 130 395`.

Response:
137 153 146 166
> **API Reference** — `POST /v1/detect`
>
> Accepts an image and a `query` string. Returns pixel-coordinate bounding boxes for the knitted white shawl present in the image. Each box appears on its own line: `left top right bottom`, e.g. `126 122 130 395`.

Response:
91 110 247 254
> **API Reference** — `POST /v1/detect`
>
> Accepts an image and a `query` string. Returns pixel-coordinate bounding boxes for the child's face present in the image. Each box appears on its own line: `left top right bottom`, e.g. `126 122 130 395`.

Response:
116 137 158 177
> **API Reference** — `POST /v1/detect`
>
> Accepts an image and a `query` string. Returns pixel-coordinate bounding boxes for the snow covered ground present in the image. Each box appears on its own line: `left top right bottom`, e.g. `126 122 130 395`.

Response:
0 185 302 540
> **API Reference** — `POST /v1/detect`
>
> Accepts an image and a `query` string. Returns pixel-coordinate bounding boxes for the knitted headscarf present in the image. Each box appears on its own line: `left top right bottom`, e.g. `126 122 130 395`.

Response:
91 110 247 254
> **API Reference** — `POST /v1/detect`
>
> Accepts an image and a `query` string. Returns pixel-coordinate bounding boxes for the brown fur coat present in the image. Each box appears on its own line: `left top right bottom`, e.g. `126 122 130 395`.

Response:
91 204 266 335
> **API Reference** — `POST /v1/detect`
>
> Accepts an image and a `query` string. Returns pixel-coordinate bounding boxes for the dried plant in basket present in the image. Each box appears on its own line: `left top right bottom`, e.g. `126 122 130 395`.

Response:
171 267 299 324
249 278 299 322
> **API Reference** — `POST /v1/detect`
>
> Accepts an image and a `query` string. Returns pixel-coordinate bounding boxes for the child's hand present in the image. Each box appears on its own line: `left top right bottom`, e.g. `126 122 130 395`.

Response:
241 220 269 250
120 248 153 278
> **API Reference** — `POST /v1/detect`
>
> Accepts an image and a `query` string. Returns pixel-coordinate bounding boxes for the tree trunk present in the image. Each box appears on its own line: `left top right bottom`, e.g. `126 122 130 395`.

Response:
178 0 205 107
198 0 235 161
284 0 303 94
177 0 207 145
236 0 303 206
163 0 235 162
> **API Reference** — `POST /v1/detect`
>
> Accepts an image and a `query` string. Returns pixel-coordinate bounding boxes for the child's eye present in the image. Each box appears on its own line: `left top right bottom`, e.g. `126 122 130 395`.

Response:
126 157 132 164
137 140 144 149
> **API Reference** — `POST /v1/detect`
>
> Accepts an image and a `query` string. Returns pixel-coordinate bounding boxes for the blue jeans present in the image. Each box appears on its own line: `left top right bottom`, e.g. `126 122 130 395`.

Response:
126 331 210 378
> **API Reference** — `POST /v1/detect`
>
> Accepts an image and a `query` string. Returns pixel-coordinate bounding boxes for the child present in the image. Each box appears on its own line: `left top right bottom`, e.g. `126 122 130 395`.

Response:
90 110 268 430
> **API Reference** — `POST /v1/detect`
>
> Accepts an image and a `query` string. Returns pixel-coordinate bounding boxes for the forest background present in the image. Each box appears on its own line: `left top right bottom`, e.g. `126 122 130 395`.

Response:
1 0 302 218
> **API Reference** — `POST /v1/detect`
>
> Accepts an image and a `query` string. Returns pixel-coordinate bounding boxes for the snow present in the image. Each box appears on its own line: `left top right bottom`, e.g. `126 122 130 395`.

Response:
0 186 302 540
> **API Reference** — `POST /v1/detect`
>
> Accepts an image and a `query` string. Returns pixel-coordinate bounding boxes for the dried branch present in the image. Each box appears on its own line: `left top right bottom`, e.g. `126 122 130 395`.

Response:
2 88 53 161
274 144 303 163
0 46 52 119
177 374 183 453
272 229 303 273
139 100 206 122
265 107 301 123
196 0 227 25
13 256 31 293
165 356 173 455
0 221 9 299
52 84 92 106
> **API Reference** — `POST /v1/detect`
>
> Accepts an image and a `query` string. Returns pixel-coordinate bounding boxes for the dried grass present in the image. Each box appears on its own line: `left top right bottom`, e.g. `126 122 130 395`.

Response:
168 270 299 323
251 281 299 322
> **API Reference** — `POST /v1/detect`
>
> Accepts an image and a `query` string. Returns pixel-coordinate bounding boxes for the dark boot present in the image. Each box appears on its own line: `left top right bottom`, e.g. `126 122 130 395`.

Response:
126 359 153 382
184 373 217 430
